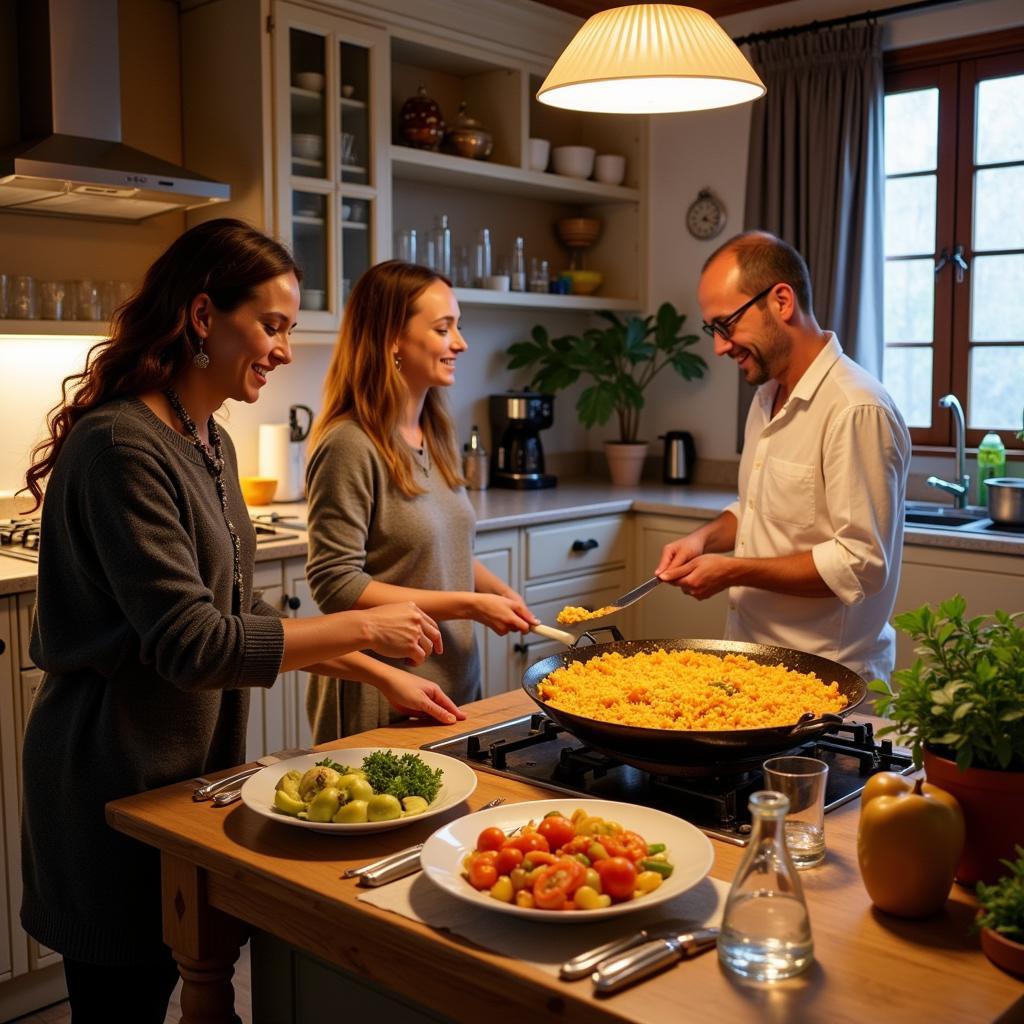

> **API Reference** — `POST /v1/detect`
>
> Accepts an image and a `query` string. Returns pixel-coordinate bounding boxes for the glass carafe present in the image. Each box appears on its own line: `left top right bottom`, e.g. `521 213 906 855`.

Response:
718 790 814 981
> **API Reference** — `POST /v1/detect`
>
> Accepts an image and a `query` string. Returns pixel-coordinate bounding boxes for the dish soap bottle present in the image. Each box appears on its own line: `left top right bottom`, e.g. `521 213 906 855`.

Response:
718 790 814 981
463 425 489 491
977 432 1006 505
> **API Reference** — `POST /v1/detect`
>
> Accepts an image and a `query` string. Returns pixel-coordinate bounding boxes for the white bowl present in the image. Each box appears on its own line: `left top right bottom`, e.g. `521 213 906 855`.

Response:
552 145 596 179
294 71 324 93
301 288 326 311
421 798 714 922
239 748 478 835
527 137 551 172
341 84 355 99
292 133 323 160
594 153 626 186
482 275 510 291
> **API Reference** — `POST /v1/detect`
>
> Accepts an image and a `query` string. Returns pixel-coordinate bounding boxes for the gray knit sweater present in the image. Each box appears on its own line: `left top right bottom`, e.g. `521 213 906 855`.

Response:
20 397 284 965
305 419 480 741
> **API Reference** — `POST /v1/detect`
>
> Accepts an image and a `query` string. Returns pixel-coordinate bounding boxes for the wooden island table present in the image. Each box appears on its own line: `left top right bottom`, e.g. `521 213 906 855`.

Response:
107 690 1024 1024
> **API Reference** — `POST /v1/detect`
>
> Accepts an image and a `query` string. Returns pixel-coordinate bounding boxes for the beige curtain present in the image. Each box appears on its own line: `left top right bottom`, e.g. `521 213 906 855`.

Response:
740 24 885 442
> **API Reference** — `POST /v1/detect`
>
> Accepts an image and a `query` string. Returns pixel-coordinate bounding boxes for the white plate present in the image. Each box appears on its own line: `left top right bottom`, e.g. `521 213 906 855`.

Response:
239 748 477 835
421 798 714 923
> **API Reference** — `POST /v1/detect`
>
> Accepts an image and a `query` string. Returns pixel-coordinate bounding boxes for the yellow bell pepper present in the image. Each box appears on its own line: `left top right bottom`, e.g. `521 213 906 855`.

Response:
857 772 965 918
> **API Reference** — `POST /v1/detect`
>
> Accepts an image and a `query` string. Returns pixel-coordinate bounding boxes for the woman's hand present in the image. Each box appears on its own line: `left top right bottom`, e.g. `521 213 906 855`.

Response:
359 602 443 664
472 593 536 635
374 671 467 725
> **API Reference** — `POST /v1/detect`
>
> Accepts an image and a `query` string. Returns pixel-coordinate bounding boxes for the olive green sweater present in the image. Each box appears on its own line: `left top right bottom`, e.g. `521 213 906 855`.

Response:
21 398 284 965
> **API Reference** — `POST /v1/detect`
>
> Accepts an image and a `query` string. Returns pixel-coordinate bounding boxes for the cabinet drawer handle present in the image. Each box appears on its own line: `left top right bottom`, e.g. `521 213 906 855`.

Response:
571 538 599 552
284 594 302 611
0 638 4 655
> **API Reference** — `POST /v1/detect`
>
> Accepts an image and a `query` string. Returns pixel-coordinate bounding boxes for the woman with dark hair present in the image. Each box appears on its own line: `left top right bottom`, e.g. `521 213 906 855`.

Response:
19 220 457 1022
305 260 535 742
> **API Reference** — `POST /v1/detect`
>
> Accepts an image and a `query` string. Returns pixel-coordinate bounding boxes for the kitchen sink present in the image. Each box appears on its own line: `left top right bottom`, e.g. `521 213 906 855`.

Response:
903 503 1022 535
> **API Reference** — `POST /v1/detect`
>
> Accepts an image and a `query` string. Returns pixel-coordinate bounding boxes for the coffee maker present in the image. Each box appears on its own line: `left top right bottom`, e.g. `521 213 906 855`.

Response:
489 392 556 489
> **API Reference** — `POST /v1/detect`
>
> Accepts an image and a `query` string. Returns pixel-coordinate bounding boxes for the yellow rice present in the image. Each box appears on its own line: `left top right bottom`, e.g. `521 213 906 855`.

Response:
537 648 847 731
557 604 617 624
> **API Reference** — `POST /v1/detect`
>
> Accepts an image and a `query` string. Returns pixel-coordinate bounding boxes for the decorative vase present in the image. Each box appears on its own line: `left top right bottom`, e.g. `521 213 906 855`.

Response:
399 85 444 150
923 747 1024 885
441 101 493 160
604 441 648 487
980 927 1024 978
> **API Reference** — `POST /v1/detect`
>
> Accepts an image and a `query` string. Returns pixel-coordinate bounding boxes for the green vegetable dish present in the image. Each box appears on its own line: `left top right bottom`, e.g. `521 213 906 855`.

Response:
273 751 444 824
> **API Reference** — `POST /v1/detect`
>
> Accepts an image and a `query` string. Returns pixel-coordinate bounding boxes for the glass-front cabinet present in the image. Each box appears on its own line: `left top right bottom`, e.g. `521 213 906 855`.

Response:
273 3 389 332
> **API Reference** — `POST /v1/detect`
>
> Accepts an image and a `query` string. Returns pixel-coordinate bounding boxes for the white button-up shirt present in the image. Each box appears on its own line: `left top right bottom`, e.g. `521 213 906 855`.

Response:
724 334 911 683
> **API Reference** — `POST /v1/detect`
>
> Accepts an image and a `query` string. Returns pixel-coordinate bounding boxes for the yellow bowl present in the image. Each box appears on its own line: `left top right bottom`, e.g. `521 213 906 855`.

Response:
239 476 278 506
562 270 603 296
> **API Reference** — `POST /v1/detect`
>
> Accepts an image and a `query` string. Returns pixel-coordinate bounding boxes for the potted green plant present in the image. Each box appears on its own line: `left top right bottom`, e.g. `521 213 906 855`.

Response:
870 596 1024 884
505 303 706 486
975 845 1024 977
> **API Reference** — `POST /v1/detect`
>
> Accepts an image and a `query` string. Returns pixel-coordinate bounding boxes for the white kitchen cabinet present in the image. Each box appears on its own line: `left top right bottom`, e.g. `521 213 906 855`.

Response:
632 514 729 641
282 555 316 751
891 543 1024 671
247 561 288 761
472 529 521 698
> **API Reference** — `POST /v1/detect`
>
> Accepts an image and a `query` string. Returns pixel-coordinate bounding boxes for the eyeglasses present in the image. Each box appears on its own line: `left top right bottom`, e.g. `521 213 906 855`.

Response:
701 284 776 340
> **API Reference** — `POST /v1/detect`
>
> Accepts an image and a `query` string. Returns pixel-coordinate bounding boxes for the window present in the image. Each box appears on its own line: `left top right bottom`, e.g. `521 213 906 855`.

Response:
884 33 1024 449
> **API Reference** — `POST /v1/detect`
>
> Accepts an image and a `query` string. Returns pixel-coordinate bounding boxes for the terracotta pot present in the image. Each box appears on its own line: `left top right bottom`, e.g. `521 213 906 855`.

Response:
604 441 648 487
980 927 1024 978
923 748 1024 885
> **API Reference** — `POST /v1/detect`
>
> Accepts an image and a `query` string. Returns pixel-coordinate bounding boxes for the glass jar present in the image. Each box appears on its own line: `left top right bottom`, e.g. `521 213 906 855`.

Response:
510 236 526 292
718 790 814 981
430 214 452 278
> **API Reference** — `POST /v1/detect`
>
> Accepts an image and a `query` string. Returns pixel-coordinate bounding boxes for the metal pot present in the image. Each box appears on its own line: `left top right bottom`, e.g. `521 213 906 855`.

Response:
522 635 866 776
985 477 1024 526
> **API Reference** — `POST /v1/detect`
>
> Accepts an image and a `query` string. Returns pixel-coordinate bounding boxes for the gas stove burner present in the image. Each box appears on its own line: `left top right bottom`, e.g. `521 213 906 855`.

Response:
0 517 42 562
424 712 915 846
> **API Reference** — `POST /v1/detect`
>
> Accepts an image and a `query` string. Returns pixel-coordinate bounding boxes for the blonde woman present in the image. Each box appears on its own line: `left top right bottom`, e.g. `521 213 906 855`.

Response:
306 260 536 740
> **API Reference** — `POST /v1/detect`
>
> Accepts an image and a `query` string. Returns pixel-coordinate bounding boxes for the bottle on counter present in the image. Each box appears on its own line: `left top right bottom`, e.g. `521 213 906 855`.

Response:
511 236 526 292
718 790 814 981
474 228 492 286
977 432 1006 504
463 425 489 491
430 214 452 278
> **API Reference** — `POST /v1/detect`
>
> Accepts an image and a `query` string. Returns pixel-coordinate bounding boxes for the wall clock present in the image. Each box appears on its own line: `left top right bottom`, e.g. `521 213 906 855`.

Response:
686 189 727 240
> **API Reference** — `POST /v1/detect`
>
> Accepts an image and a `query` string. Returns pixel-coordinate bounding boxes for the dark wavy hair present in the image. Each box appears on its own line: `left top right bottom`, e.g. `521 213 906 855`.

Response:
22 218 301 509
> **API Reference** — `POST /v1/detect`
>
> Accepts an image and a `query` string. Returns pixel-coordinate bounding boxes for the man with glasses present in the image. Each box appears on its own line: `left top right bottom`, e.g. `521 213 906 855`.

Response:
654 231 910 683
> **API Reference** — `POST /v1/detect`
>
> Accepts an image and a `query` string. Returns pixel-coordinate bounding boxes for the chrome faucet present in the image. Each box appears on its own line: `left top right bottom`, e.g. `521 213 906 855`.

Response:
927 394 970 508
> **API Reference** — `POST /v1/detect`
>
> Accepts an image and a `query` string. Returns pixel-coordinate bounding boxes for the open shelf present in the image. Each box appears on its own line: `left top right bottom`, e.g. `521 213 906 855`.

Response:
0 320 109 337
390 146 640 205
453 288 640 312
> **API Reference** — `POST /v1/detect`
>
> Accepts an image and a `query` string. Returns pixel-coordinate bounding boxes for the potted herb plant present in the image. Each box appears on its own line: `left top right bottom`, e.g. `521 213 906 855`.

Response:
870 597 1024 884
505 303 706 486
975 845 1024 977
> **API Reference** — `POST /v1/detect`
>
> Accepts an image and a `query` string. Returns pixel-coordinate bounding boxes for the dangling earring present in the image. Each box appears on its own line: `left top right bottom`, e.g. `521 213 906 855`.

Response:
193 336 210 370
393 354 402 371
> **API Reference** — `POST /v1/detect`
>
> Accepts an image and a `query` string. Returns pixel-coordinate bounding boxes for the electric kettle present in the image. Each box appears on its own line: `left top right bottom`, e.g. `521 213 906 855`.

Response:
660 431 696 484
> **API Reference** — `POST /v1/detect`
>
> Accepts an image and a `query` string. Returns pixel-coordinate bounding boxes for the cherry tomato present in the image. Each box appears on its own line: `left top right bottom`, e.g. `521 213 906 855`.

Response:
593 856 637 901
504 832 550 855
532 857 586 910
495 847 524 876
468 857 499 891
557 835 593 857
538 815 576 851
604 830 649 864
476 827 506 852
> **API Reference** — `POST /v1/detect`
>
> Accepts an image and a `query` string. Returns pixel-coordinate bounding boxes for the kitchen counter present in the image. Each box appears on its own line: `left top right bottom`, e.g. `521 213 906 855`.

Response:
106 690 1023 1024
2 481 1021 597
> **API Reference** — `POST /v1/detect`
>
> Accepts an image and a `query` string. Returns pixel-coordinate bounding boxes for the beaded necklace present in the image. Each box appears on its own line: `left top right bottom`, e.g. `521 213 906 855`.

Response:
164 387 243 612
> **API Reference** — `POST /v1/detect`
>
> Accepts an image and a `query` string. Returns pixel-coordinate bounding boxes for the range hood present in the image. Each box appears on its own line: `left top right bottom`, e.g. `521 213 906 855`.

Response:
0 0 230 223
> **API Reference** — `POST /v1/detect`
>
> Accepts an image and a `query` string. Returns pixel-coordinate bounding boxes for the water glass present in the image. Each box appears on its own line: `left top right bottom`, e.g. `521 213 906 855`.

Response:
71 280 101 321
529 257 550 293
341 132 357 166
40 281 65 320
0 273 8 317
762 756 828 868
11 275 38 319
397 228 417 264
453 245 471 287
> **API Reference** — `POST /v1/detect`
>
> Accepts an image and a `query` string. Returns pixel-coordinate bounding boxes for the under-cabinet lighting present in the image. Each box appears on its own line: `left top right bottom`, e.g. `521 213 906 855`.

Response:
538 4 765 114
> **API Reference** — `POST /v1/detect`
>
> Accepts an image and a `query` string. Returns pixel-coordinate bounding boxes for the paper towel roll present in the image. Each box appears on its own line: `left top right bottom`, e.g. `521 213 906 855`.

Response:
258 423 304 501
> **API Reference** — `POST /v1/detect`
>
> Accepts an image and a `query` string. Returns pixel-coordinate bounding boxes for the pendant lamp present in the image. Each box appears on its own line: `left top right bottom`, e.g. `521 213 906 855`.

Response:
537 4 765 114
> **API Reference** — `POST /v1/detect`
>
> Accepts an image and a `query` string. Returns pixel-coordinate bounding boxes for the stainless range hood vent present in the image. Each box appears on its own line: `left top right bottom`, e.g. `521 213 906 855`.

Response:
0 0 230 223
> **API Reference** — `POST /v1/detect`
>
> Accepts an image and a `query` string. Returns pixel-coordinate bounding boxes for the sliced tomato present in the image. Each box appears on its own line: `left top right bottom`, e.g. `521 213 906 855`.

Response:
532 857 586 910
503 831 550 855
476 827 507 852
556 835 593 857
495 847 524 876
537 814 576 851
593 856 637 901
604 830 649 864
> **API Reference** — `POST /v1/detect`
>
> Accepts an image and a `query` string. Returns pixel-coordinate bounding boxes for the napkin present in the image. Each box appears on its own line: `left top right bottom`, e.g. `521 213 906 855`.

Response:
357 872 729 977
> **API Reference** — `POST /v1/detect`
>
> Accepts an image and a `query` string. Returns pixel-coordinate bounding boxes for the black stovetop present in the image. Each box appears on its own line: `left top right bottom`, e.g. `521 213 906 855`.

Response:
423 712 914 846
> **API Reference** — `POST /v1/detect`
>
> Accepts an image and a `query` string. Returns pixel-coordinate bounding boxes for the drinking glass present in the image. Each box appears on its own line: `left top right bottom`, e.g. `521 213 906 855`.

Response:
529 257 550 293
341 132 357 166
397 228 417 264
0 273 9 317
11 276 38 319
762 756 829 868
40 281 65 320
71 280 101 321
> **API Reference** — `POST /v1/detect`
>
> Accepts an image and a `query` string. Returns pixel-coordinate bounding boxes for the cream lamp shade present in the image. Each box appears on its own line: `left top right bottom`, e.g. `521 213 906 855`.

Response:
537 4 766 114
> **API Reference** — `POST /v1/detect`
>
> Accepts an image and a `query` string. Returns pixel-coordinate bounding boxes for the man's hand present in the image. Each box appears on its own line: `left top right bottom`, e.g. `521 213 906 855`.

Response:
655 534 706 584
666 553 735 601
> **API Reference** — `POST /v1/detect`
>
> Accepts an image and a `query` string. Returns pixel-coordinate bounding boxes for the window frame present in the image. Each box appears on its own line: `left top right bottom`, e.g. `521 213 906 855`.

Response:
884 28 1024 452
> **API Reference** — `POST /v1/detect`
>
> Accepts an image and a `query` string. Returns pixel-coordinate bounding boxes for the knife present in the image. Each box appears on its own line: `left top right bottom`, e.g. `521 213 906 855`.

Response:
602 575 662 614
193 747 310 802
560 929 658 980
591 928 720 994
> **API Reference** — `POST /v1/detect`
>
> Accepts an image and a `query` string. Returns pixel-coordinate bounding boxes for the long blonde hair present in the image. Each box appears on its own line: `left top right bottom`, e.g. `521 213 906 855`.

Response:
310 261 464 496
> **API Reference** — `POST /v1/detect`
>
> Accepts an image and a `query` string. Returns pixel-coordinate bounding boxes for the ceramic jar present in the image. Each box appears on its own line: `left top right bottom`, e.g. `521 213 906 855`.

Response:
442 101 493 160
399 85 445 150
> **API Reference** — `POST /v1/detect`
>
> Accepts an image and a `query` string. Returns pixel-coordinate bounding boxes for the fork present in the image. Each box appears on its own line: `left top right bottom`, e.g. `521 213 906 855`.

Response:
193 747 309 802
